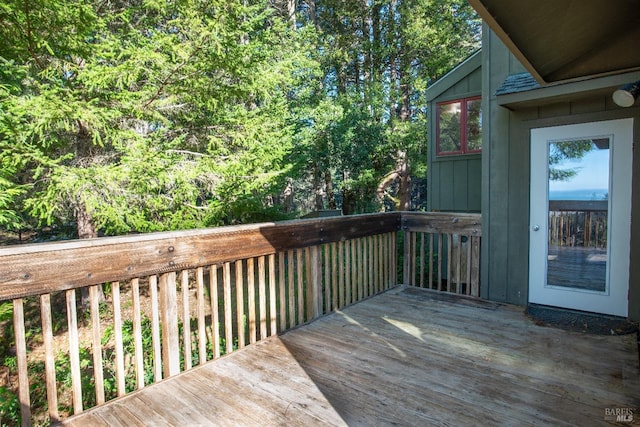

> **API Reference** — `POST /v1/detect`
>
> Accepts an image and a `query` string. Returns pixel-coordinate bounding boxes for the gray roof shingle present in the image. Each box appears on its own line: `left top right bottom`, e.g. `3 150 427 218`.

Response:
495 72 540 96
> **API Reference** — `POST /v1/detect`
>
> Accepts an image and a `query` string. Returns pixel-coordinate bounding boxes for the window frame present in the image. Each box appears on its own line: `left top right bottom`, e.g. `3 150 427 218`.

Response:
436 96 482 156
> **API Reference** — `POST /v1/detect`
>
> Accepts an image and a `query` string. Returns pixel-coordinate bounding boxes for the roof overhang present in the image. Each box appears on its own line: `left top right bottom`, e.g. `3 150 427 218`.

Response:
498 70 640 110
468 0 640 84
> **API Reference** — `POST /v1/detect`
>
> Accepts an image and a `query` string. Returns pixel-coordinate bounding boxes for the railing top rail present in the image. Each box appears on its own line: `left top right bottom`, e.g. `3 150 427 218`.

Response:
548 200 608 211
401 211 481 235
0 211 483 301
0 213 400 301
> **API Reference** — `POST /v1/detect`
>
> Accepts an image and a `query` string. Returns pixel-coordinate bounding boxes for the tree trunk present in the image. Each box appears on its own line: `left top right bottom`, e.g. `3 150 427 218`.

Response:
396 149 411 210
376 149 411 211
76 202 98 240
76 202 103 309
325 169 336 209
305 0 317 28
287 0 296 29
283 178 295 213
388 0 399 117
313 164 324 211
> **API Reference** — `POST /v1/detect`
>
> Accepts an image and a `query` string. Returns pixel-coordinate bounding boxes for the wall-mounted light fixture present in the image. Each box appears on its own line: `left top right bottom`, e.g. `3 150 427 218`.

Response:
613 81 640 107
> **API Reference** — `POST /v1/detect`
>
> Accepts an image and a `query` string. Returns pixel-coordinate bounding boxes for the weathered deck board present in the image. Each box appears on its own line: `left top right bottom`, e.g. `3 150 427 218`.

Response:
547 245 607 291
59 286 639 427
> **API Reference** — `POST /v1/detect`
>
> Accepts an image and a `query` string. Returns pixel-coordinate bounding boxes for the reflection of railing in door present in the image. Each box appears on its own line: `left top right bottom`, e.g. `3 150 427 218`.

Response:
548 200 608 248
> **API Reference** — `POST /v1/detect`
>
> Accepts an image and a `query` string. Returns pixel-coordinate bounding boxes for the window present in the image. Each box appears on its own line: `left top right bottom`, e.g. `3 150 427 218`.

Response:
436 96 482 156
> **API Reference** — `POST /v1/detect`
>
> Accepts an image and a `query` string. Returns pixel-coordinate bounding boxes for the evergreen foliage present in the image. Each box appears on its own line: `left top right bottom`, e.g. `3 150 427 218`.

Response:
0 0 480 240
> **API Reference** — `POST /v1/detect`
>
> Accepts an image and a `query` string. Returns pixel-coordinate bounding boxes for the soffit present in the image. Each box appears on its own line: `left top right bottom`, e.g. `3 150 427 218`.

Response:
468 0 640 84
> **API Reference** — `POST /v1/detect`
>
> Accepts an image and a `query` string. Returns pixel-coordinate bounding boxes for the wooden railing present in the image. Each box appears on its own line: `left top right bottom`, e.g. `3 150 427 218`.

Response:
548 200 607 248
401 212 481 297
0 211 481 426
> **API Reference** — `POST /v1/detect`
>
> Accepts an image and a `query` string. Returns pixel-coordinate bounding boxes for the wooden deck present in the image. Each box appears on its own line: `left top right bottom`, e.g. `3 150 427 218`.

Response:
548 245 607 291
59 286 639 426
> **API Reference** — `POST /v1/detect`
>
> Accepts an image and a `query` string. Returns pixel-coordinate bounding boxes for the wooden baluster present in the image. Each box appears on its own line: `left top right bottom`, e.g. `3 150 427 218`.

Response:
331 242 338 312
66 289 83 412
196 267 207 364
428 234 434 290
149 275 162 382
309 245 322 319
159 272 180 378
324 244 331 313
447 234 453 293
471 236 481 297
345 241 351 305
287 250 295 328
297 249 304 324
364 236 378 297
338 241 345 308
377 234 383 293
278 252 286 331
383 233 389 290
456 235 462 294
382 233 387 288
131 279 144 390
258 256 267 341
13 298 31 426
403 231 411 285
350 240 357 304
390 232 396 288
40 294 59 422
437 234 443 291
235 261 246 349
383 233 389 289
358 238 364 301
373 235 379 294
368 236 374 295
223 262 233 355
466 236 472 294
210 265 221 359
411 232 418 286
268 254 277 336
419 233 425 288
359 238 366 301
247 258 256 344
111 282 125 396
305 247 312 319
181 270 192 371
89 286 105 401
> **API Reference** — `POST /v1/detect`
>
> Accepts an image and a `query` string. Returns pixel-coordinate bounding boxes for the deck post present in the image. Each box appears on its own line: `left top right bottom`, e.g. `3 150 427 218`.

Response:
159 272 180 377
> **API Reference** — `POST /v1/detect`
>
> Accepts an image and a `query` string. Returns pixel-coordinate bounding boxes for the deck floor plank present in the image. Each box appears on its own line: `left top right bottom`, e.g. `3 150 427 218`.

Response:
58 286 640 426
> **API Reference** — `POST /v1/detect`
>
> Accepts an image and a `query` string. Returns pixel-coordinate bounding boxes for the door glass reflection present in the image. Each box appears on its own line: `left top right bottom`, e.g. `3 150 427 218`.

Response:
547 138 609 292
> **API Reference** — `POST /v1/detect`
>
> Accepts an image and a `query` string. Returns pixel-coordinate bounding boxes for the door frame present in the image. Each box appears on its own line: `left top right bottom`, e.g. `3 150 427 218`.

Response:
529 118 633 317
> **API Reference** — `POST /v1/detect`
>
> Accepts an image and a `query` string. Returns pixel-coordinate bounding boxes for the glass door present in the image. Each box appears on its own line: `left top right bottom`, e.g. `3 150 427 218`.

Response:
546 138 609 292
529 119 632 317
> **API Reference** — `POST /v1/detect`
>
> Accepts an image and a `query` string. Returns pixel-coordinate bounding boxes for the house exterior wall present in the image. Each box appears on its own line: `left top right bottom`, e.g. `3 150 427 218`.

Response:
481 25 640 320
480 27 528 305
427 67 482 212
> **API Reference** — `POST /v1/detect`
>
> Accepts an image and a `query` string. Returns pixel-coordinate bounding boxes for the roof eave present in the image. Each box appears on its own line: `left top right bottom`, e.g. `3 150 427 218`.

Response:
497 70 640 110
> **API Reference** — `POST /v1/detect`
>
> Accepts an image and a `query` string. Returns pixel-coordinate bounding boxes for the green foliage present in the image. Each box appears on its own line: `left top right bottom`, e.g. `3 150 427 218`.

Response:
0 0 480 239
549 140 594 182
0 385 20 427
285 0 479 213
0 0 314 237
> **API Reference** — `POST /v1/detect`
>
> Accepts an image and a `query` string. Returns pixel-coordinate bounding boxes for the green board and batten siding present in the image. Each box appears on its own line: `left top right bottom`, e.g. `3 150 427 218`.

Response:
426 52 482 213
480 27 528 305
481 25 640 319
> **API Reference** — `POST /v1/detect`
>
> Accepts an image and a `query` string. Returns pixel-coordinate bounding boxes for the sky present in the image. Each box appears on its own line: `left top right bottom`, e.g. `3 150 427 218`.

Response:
548 144 609 193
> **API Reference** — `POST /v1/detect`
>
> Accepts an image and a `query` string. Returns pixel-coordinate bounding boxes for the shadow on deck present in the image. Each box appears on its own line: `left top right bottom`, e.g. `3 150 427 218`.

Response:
59 286 640 426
